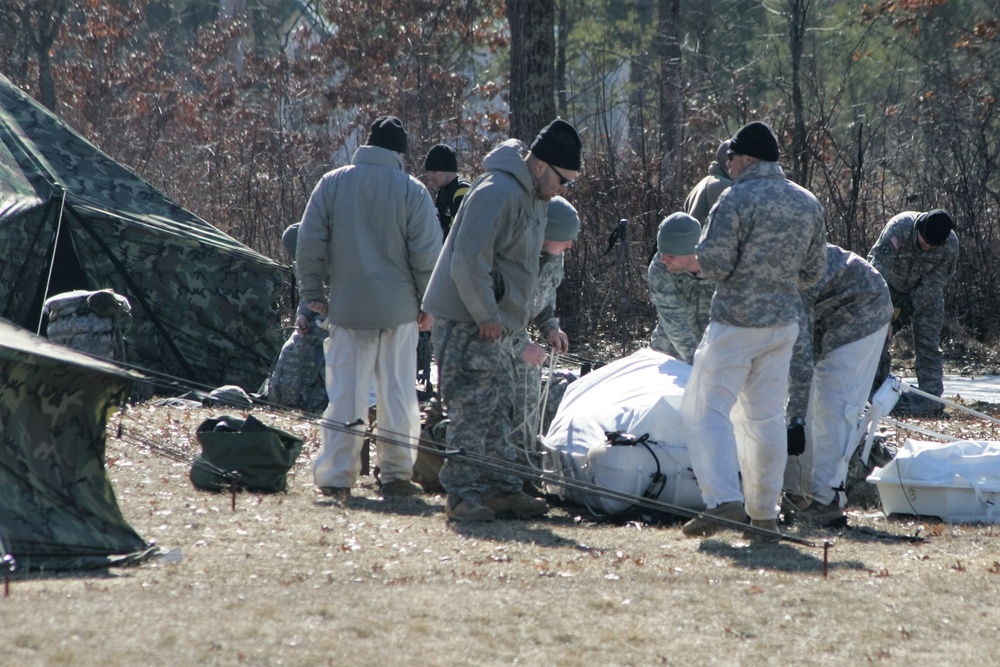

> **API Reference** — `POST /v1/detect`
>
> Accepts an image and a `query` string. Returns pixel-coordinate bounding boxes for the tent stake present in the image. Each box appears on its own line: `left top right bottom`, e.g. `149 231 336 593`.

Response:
230 472 241 511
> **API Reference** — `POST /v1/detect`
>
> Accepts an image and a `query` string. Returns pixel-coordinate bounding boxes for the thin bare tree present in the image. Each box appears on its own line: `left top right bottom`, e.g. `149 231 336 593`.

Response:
507 0 557 141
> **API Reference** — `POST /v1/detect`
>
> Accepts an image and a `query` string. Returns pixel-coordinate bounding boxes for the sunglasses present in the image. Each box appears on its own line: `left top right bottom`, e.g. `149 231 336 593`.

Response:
548 163 575 188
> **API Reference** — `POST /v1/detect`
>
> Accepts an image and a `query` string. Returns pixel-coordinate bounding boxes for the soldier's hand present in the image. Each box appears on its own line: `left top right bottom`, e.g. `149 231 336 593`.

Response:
478 321 502 341
417 311 434 332
307 300 328 318
546 329 570 354
521 342 546 367
295 313 309 334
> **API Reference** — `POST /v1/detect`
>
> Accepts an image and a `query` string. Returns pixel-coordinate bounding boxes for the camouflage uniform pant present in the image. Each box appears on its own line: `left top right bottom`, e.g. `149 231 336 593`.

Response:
875 288 945 411
433 319 521 503
511 349 544 470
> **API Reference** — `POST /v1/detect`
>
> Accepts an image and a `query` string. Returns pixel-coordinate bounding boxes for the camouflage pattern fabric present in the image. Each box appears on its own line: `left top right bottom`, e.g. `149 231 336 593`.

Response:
0 72 284 390
509 251 570 468
646 257 714 364
787 245 893 418
44 289 132 361
530 251 564 338
0 319 148 570
432 318 522 502
868 212 959 400
510 360 573 470
510 348 544 468
266 318 328 413
697 160 827 328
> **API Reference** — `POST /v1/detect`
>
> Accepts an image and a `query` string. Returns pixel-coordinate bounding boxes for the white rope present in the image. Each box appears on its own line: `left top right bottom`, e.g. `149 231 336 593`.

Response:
509 347 563 472
37 188 68 335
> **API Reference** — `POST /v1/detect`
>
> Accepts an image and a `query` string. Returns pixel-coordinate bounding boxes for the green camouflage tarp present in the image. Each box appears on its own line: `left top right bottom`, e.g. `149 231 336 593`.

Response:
0 72 285 389
0 318 149 570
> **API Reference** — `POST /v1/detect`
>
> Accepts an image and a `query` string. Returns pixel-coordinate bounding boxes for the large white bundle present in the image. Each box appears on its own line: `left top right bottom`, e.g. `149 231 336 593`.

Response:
541 348 705 515
869 439 1000 523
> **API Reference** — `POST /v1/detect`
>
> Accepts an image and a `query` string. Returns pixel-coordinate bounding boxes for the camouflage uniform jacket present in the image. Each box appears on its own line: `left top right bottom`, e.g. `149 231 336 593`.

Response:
646 257 714 364
296 145 442 329
867 211 959 313
697 160 827 327
530 251 564 338
683 161 733 224
786 244 893 418
422 140 548 335
435 175 471 237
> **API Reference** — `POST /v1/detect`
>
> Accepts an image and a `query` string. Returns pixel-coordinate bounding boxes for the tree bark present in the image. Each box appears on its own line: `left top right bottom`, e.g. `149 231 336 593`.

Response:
507 0 556 142
657 0 682 194
787 0 811 185
15 0 68 111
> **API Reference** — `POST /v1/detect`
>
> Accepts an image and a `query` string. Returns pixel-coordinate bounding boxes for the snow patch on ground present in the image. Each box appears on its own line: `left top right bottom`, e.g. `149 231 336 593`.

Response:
906 375 1000 404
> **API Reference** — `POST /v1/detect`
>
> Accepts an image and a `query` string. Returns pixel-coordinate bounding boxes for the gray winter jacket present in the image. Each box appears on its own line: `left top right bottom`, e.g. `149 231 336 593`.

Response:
295 145 441 329
422 140 548 335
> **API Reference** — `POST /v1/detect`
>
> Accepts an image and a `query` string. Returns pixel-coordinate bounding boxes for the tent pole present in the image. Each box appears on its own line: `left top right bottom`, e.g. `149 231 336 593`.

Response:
36 187 68 335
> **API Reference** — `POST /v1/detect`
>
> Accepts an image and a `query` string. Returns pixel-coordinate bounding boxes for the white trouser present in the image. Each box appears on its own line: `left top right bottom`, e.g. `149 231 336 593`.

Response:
783 325 888 505
681 321 798 520
313 323 419 489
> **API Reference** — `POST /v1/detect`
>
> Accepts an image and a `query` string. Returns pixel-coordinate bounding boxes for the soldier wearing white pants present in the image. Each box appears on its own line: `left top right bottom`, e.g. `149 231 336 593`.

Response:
783 244 893 526
680 121 827 541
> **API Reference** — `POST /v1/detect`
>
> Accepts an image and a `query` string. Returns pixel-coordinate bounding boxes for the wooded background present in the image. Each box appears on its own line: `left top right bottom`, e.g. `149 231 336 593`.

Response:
2 0 997 359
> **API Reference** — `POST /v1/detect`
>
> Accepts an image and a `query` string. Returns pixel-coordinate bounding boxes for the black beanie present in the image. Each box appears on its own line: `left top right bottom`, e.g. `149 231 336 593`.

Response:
915 209 955 246
529 118 582 171
423 144 457 171
729 121 779 162
366 115 408 154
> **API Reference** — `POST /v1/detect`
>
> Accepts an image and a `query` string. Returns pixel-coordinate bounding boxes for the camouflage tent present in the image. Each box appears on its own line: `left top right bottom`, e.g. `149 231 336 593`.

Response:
0 319 149 570
0 72 285 389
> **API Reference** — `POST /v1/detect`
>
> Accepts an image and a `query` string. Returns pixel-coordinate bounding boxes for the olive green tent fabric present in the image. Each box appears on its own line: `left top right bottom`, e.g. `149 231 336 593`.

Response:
0 72 285 389
0 319 149 570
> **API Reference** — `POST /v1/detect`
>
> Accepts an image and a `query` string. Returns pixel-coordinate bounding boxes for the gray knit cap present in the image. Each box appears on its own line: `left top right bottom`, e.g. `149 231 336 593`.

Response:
657 212 702 255
545 196 580 242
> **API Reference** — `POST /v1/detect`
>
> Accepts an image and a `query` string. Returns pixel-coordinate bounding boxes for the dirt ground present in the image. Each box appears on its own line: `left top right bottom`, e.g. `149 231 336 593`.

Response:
3 394 1000 667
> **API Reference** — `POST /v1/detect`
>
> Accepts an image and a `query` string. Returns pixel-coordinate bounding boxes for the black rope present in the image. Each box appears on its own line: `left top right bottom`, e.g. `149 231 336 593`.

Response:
98 353 828 546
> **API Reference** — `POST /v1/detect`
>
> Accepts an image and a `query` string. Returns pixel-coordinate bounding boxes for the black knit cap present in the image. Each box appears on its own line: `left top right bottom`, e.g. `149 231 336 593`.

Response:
423 143 457 171
915 209 955 246
529 118 582 171
729 121 779 162
366 115 408 154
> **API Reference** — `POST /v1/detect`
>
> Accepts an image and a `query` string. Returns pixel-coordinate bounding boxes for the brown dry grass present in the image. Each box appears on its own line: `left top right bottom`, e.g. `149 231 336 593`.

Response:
4 401 1000 667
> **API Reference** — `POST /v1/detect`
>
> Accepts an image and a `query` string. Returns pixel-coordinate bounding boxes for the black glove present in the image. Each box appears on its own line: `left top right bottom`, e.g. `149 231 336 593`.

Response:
787 420 806 456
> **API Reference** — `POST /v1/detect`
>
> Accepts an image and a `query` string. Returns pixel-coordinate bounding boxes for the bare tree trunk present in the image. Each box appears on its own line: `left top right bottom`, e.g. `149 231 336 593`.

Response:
787 0 811 185
627 0 653 156
657 0 682 195
15 0 68 111
507 0 556 142
555 0 570 117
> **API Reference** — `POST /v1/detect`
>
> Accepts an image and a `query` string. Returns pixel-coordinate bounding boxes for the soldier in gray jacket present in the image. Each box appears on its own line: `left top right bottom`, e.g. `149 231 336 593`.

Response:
423 119 582 522
868 209 958 416
680 121 827 540
296 116 442 505
783 244 893 527
683 140 733 224
647 212 715 364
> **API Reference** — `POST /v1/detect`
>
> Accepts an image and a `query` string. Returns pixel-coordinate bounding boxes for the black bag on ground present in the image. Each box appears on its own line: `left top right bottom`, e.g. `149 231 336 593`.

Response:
190 414 304 493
